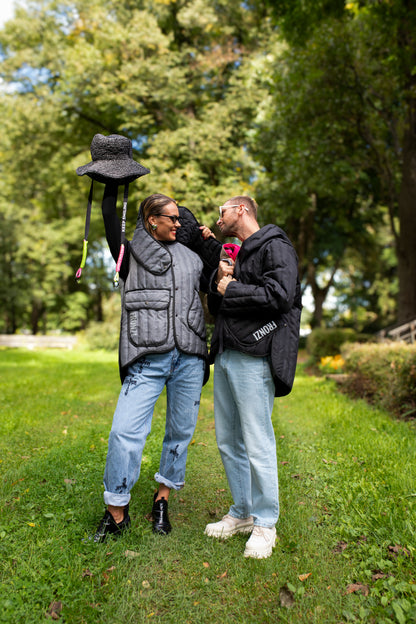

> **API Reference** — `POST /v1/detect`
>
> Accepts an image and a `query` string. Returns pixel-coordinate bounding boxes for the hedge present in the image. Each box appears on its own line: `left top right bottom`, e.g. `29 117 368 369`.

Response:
307 328 360 362
341 342 416 418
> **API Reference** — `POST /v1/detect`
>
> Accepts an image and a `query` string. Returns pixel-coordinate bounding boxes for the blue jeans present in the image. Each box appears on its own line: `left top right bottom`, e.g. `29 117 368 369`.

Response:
214 350 279 528
103 348 204 507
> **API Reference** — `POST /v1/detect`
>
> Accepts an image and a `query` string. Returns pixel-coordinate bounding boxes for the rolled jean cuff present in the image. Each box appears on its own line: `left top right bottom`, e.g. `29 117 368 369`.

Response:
103 491 131 507
154 472 184 491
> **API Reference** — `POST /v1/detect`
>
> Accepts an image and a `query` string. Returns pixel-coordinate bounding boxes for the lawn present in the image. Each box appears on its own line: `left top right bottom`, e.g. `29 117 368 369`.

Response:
0 349 415 623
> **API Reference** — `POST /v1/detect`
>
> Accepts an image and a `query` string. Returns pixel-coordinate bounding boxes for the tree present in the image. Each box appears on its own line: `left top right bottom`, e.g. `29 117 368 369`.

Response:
260 0 416 324
248 30 388 327
0 0 272 333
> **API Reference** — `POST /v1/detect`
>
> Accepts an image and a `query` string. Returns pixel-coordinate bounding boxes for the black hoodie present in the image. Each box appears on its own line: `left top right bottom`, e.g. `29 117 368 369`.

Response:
208 224 302 397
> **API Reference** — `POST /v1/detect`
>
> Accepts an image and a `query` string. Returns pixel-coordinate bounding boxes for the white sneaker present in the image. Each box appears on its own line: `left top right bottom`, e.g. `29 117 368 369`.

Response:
204 514 254 539
243 526 277 559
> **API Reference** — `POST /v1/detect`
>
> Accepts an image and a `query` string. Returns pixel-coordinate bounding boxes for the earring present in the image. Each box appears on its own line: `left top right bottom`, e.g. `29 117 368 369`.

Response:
151 223 157 231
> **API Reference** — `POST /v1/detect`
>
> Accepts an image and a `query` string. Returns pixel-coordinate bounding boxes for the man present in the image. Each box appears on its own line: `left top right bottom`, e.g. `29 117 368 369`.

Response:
204 196 301 559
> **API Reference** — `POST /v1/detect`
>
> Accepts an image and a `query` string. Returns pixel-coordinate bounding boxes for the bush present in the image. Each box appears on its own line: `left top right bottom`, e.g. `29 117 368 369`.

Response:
341 342 416 418
79 321 119 351
307 328 359 362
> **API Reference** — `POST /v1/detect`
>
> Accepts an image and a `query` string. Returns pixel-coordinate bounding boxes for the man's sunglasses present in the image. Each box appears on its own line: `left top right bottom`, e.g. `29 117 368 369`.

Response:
218 204 248 217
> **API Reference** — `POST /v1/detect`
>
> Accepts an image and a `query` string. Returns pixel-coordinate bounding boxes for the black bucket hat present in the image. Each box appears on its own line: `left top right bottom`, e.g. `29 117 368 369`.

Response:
76 133 150 183
75 134 150 285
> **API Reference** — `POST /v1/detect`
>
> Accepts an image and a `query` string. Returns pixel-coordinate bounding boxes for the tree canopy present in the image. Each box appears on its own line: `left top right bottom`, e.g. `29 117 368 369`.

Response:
0 0 414 334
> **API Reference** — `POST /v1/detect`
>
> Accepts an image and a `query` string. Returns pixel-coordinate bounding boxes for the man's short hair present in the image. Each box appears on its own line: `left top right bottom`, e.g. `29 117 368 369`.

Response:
228 195 258 219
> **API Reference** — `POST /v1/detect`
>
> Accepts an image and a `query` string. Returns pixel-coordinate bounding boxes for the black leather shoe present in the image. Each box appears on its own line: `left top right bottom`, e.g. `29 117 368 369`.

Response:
91 505 131 543
152 494 172 535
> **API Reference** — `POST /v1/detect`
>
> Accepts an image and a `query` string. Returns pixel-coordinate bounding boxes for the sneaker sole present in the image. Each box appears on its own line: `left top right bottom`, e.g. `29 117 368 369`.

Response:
204 525 253 539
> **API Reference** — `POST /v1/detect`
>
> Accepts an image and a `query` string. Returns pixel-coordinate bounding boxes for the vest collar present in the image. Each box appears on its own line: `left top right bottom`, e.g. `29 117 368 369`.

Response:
130 214 173 274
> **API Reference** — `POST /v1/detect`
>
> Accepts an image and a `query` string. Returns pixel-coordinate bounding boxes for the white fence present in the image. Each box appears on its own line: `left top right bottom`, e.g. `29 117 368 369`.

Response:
0 334 77 350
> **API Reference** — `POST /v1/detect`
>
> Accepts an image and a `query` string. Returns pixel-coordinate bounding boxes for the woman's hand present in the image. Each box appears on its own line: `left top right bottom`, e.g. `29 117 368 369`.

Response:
199 225 216 240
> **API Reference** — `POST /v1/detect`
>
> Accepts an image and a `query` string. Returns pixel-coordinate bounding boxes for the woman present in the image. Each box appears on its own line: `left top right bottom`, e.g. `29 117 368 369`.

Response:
92 183 217 542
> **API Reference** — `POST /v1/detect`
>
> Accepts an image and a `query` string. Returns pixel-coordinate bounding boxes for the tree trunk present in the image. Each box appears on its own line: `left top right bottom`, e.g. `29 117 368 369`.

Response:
310 288 326 328
397 115 416 323
396 4 416 324
31 299 44 335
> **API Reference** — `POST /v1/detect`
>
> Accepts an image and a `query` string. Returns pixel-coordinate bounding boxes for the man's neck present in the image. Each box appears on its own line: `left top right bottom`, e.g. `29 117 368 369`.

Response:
236 222 260 242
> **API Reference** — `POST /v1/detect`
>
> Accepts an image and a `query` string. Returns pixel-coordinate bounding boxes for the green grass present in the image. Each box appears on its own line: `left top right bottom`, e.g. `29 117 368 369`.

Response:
1 349 415 623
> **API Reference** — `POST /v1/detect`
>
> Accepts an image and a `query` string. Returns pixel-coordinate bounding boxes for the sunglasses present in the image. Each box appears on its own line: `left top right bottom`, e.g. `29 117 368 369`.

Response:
158 214 182 224
218 204 248 217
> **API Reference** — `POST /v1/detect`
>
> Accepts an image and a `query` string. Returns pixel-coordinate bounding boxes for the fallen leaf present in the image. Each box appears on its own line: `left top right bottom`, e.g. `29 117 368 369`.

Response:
197 442 207 446
107 566 116 572
26 522 36 527
388 544 410 558
279 585 295 608
203 562 210 568
82 569 93 577
372 572 387 581
125 550 140 558
344 583 369 596
217 570 227 579
11 478 25 486
333 541 348 553
142 580 150 589
280 461 289 465
64 479 76 485
46 601 62 620
298 573 312 581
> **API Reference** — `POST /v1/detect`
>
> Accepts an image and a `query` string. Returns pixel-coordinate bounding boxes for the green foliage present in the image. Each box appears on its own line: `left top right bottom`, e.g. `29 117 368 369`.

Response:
79 291 121 350
253 0 416 324
342 342 416 418
0 0 271 335
262 0 346 45
1 0 416 334
307 327 359 361
81 320 119 351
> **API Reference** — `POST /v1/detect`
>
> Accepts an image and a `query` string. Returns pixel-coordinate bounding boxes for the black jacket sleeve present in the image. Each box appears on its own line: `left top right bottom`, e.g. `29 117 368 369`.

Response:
101 182 130 280
214 240 298 319
176 205 222 292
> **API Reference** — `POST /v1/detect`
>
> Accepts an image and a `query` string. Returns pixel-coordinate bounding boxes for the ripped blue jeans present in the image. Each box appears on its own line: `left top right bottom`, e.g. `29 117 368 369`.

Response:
103 348 204 507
